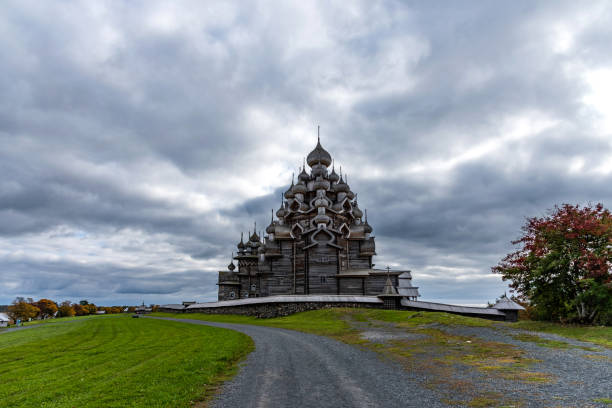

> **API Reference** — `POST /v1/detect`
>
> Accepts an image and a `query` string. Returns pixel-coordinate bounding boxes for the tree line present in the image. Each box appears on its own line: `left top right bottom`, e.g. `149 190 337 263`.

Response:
6 298 137 322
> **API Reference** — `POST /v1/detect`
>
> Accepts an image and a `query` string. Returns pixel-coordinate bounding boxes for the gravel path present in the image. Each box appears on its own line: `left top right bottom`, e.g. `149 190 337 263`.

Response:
150 316 446 408
439 324 612 407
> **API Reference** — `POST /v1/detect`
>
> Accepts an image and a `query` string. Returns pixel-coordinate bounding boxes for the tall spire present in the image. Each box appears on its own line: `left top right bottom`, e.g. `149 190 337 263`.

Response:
318 124 320 142
365 208 368 222
271 208 274 223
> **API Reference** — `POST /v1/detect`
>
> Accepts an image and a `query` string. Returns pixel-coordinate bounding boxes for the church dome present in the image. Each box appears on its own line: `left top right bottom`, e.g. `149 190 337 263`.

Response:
334 177 349 193
314 196 329 208
328 167 339 183
313 176 330 191
307 138 332 167
276 203 287 218
364 209 372 233
228 259 236 271
292 181 307 194
298 167 309 182
250 230 260 243
266 222 275 234
346 190 355 200
352 202 363 219
284 183 295 199
314 213 330 225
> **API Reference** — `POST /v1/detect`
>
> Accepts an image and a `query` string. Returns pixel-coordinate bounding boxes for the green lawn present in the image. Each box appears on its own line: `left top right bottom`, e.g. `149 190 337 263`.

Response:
154 308 351 337
21 314 101 326
0 315 253 408
152 308 612 349
511 320 612 348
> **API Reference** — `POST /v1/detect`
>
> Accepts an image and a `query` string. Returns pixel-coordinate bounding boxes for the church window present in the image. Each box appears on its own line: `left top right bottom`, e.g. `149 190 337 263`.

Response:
320 276 327 284
229 291 236 299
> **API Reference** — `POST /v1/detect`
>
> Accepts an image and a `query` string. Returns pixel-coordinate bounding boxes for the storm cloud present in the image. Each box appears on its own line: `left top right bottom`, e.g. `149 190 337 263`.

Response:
1 1 612 305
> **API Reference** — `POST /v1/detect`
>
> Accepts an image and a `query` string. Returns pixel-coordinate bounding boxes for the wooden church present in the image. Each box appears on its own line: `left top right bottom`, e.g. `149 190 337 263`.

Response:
217 137 419 301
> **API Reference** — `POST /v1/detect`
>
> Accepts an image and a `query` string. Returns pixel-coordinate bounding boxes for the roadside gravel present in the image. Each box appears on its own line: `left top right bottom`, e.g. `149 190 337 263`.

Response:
439 324 612 407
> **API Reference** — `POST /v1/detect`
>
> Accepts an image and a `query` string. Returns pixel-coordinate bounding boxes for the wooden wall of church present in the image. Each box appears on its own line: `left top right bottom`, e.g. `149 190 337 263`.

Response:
307 244 339 294
347 240 370 269
339 278 365 295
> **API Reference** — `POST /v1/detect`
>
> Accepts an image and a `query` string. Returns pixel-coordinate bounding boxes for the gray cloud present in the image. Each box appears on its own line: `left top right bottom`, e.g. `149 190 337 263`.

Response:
1 0 612 305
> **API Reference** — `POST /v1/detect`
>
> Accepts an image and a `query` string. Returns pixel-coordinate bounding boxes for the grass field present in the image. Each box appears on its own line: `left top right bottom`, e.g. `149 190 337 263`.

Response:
512 320 612 348
0 315 253 408
152 309 612 349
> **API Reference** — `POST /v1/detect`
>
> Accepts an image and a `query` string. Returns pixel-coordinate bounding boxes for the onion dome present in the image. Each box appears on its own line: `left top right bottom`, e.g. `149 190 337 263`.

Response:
346 190 355 200
328 166 339 183
292 180 307 195
266 209 276 234
314 213 331 225
313 176 330 191
314 196 329 208
250 230 260 243
352 202 363 219
284 181 295 199
306 137 332 167
364 209 373 233
228 257 236 271
298 166 309 182
237 232 245 250
310 163 327 178
334 176 349 193
276 203 287 218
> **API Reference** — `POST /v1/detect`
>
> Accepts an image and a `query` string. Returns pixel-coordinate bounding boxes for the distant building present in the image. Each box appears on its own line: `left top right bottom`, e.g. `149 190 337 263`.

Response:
0 313 10 328
217 138 420 301
135 302 152 314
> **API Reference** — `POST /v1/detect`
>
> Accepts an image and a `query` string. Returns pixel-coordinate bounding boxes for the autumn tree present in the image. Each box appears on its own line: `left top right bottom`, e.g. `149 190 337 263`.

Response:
8 298 40 321
57 300 75 317
493 203 612 325
84 303 97 314
35 299 58 319
72 303 87 316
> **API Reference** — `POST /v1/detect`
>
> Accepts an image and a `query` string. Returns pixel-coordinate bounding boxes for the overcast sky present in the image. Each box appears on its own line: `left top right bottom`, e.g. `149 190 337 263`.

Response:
1 1 611 306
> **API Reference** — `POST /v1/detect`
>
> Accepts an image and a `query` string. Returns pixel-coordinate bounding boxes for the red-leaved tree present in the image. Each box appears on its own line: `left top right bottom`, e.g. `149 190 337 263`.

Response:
493 203 612 324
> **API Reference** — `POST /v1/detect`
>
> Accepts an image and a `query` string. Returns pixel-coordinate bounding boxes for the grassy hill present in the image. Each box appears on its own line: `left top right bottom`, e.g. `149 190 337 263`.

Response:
0 315 252 408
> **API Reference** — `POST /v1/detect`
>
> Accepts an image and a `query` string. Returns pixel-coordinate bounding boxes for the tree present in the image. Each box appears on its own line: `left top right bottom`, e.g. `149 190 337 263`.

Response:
84 303 97 314
72 303 87 316
35 299 58 319
8 298 40 321
57 301 75 317
79 300 89 306
493 203 612 325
